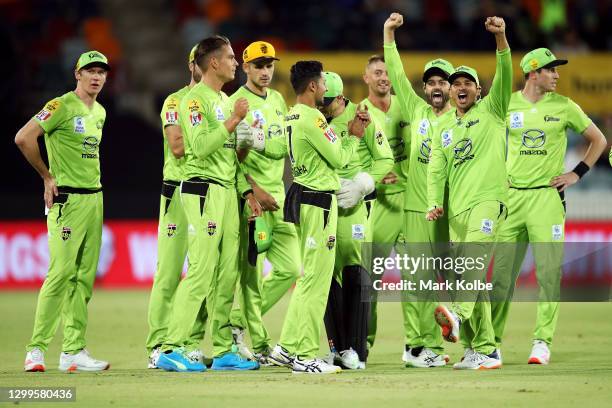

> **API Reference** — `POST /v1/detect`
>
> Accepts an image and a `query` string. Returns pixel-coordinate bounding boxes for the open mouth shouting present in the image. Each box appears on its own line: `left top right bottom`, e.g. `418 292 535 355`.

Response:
431 90 444 104
457 92 468 104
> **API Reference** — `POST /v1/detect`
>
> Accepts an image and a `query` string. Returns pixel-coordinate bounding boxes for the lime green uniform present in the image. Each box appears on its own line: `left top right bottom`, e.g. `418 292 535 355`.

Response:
384 41 451 354
27 91 105 354
363 94 411 348
428 48 513 355
491 91 592 346
227 86 300 353
279 103 359 359
162 83 246 357
146 86 208 354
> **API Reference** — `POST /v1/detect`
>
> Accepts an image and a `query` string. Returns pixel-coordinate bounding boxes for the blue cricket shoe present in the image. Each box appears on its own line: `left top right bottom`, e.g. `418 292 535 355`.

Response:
211 352 260 371
157 350 206 372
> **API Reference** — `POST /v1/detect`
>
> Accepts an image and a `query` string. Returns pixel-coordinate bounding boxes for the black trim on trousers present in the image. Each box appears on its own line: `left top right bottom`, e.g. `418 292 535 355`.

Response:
181 178 222 217
57 186 102 195
161 180 180 215
284 182 334 228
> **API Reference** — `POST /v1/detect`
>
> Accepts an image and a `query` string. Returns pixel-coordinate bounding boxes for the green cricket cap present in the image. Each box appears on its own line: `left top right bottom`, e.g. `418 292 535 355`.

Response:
323 71 343 98
423 58 454 82
448 65 479 87
520 48 568 74
75 50 110 71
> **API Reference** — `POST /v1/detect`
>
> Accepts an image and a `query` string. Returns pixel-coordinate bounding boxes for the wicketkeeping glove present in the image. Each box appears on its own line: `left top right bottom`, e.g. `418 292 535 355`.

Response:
336 172 375 209
235 121 265 151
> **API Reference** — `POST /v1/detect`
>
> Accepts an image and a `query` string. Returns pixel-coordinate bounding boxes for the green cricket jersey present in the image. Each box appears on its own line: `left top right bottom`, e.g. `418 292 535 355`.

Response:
428 48 513 218
362 95 410 195
229 86 287 198
181 82 236 186
384 41 453 212
330 101 394 182
33 91 106 189
286 103 359 191
160 86 189 182
506 91 592 188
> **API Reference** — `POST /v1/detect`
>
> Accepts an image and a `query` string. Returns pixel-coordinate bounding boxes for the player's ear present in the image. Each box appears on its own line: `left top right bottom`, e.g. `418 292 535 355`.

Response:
242 62 249 74
74 70 80 81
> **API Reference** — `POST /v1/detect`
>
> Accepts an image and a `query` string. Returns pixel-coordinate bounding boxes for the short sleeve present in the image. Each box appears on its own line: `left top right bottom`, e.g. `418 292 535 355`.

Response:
566 98 592 134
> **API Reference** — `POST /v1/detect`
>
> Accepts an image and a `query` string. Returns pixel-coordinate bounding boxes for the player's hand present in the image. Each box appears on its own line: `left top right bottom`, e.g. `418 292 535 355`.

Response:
485 16 505 34
550 171 579 192
245 192 263 220
43 175 58 209
426 207 444 221
348 105 370 138
384 13 403 32
381 171 398 185
253 184 279 212
232 98 249 121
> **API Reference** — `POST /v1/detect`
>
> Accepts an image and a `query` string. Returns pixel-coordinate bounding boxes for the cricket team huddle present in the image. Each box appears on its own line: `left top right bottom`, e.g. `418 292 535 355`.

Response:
17 12 608 374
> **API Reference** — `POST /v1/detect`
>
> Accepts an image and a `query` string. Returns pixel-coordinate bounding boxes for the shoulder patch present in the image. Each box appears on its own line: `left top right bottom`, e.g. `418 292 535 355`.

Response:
35 99 61 122
316 116 327 130
324 127 338 143
165 97 179 110
188 99 201 112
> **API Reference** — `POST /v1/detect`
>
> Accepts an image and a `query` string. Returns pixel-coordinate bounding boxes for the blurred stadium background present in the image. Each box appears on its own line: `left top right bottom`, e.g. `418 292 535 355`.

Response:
1 0 611 289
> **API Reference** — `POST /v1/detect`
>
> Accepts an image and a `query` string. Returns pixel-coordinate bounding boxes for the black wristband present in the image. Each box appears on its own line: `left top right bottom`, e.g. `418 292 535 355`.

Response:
572 161 590 179
242 189 254 198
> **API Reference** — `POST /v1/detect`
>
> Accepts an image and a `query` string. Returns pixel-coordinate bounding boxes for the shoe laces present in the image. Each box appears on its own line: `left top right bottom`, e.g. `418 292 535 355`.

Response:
30 348 43 359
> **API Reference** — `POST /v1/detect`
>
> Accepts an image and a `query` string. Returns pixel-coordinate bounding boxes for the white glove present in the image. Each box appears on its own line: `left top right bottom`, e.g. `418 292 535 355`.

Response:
336 172 375 209
337 178 362 209
235 121 265 151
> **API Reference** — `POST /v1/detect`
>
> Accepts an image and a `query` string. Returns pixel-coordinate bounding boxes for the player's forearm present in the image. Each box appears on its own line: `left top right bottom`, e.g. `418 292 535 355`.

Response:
383 42 419 113
581 124 608 167
235 163 252 197
383 27 395 44
494 32 509 51
368 156 395 183
487 48 513 119
191 126 231 159
330 136 359 169
426 149 447 208
15 137 52 181
262 137 287 159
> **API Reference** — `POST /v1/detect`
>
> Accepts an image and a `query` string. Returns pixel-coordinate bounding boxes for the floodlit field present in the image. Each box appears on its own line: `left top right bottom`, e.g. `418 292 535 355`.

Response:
1 291 611 407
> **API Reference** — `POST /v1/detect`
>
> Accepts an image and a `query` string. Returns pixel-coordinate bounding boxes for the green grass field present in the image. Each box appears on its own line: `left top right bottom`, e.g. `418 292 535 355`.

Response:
1 291 611 407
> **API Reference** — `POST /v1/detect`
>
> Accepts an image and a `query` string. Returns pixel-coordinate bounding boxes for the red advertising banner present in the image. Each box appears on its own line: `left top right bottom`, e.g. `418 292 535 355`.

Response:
0 220 611 289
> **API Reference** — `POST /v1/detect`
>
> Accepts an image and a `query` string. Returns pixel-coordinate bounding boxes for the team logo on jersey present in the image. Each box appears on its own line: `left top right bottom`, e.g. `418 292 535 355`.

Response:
521 129 546 155
207 221 217 236
352 224 365 240
268 124 282 139
190 112 202 126
215 106 225 120
166 111 178 124
418 119 430 135
326 235 336 250
441 130 453 147
61 226 72 241
481 219 493 235
324 127 338 143
81 136 99 159
74 117 85 133
35 110 51 121
252 109 266 125
375 131 384 146
167 224 177 237
544 115 560 122
552 224 563 241
453 138 474 167
509 112 524 129
466 119 480 128
316 117 327 130
418 138 431 164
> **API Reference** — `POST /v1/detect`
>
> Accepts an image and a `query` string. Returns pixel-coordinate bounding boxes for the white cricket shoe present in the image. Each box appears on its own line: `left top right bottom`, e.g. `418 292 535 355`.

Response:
453 350 501 370
528 340 550 365
339 348 360 369
292 357 342 374
324 351 341 366
24 348 45 372
268 344 294 368
496 348 503 365
148 347 160 369
406 348 447 368
434 305 461 343
59 349 110 372
401 346 411 363
231 327 254 360
460 348 474 362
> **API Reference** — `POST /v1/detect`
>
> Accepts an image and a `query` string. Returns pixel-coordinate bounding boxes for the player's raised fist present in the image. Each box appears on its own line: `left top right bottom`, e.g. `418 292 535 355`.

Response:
233 98 249 120
485 16 506 34
384 13 403 31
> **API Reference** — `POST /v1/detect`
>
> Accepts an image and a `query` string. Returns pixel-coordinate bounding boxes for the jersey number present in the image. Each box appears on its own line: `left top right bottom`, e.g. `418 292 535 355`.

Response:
287 125 295 164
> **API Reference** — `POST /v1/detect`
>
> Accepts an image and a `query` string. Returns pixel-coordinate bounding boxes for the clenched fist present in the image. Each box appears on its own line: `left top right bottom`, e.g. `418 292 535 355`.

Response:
384 13 403 31
485 16 505 34
232 98 249 121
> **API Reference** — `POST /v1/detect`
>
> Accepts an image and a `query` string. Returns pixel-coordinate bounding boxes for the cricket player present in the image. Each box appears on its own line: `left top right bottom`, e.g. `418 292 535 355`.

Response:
156 35 261 372
383 12 453 368
266 60 369 374
361 54 412 350
17 51 111 372
320 72 393 369
228 41 300 363
145 45 210 369
426 16 511 370
491 48 607 365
